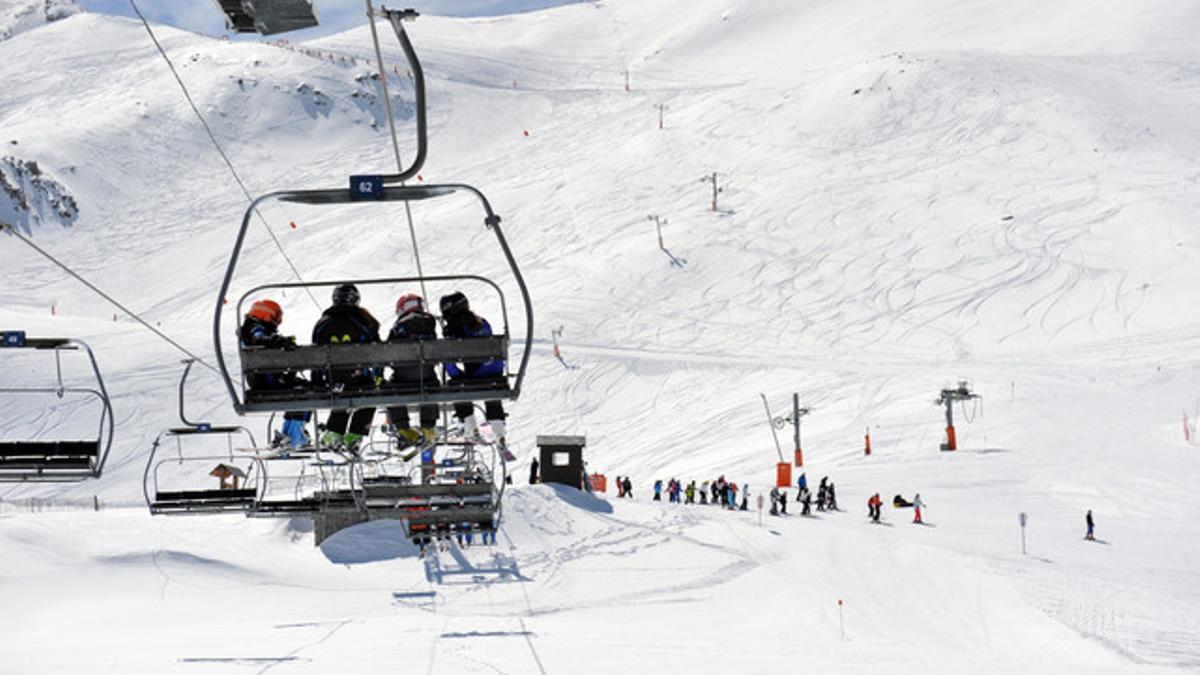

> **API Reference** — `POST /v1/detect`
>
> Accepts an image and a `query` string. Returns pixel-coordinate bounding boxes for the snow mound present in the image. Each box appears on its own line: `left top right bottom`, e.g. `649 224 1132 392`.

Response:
0 0 82 42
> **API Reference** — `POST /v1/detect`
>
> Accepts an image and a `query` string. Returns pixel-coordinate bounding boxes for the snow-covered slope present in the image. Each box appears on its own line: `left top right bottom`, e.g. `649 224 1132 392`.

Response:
1 0 1199 671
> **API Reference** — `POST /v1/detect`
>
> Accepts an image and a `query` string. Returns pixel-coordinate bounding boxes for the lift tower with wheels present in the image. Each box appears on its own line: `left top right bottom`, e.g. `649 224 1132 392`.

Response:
936 381 980 451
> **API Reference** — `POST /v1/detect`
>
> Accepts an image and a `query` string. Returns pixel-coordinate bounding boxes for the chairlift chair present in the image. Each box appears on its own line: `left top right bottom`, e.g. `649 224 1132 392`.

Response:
144 360 263 514
205 9 523 543
0 332 113 482
212 0 319 36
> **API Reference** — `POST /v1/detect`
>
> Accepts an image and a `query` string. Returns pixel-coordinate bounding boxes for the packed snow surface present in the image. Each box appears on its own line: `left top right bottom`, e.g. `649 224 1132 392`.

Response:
1 0 1199 672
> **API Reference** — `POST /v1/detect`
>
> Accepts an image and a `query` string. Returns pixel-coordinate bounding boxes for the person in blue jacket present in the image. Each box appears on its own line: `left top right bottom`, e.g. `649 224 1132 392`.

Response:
239 299 310 448
440 292 508 446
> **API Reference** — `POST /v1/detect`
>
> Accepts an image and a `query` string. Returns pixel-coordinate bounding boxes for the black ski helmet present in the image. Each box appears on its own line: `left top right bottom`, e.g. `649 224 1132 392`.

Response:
439 291 469 317
332 283 360 307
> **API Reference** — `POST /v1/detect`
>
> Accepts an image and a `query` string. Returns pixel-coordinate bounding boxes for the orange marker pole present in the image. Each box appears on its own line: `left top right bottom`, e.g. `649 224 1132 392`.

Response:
864 428 871 456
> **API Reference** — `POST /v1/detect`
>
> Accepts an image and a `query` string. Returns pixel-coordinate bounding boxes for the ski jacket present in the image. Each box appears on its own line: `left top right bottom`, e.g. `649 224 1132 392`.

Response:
443 313 505 379
913 495 925 509
312 305 381 385
239 317 300 389
388 311 438 384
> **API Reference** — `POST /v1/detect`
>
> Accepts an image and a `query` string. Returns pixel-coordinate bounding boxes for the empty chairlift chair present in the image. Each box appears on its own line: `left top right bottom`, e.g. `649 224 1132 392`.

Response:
0 332 113 482
144 360 264 514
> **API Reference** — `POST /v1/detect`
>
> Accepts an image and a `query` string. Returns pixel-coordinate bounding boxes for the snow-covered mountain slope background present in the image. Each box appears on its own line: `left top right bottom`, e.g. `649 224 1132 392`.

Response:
2 0 1199 671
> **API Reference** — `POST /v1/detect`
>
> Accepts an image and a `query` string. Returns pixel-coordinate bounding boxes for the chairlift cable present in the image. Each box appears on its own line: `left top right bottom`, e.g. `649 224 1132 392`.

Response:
366 0 429 302
2 223 218 373
128 1 321 312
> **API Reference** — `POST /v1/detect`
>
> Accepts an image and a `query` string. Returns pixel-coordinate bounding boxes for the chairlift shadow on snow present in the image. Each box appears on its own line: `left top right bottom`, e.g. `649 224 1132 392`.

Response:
423 544 528 586
319 520 421 564
965 447 1010 454
543 482 613 514
660 248 688 267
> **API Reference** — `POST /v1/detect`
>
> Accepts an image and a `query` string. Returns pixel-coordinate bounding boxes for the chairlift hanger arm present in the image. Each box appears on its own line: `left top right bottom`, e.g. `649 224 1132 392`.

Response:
374 7 426 184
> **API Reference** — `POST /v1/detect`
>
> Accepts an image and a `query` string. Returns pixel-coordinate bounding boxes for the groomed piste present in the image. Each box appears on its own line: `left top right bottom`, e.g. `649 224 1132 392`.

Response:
1 0 1198 671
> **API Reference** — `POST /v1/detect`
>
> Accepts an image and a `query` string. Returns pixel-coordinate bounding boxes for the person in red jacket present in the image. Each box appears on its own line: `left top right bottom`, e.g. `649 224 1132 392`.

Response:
868 493 882 522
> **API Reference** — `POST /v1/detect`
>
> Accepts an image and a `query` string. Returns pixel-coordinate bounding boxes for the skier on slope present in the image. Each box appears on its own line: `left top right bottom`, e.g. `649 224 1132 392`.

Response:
685 480 696 504
827 482 838 511
728 482 739 510
440 291 508 448
740 483 749 511
239 298 310 448
912 493 926 524
779 489 788 516
385 293 439 452
312 284 380 452
653 479 663 501
799 486 812 516
700 480 709 504
529 456 540 484
868 493 882 522
769 486 781 515
1085 509 1095 540
622 476 632 498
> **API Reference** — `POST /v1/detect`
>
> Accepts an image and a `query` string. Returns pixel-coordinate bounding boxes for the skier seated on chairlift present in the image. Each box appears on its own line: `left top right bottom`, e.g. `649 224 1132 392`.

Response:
439 291 507 447
385 293 439 451
239 299 310 448
312 283 381 452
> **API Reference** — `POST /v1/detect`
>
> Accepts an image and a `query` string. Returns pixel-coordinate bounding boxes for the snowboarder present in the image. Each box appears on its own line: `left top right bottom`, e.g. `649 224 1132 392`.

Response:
385 293 439 451
912 493 925 524
440 291 508 448
312 284 380 452
622 476 632 498
653 480 663 501
1085 509 1095 540
239 299 310 448
529 456 540 484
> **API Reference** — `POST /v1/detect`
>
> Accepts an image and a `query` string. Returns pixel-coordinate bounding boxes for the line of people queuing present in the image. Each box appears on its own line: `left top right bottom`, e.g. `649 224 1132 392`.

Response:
239 284 507 454
609 472 848 519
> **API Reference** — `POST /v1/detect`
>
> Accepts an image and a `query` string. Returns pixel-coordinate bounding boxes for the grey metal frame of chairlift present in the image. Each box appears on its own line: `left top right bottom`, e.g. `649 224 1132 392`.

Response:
201 8 519 541
144 359 264 514
0 335 113 482
211 8 533 419
212 0 319 36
